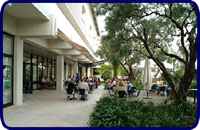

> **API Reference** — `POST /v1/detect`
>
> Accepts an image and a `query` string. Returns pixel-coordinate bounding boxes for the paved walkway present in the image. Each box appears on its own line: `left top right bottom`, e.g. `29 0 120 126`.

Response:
3 85 104 127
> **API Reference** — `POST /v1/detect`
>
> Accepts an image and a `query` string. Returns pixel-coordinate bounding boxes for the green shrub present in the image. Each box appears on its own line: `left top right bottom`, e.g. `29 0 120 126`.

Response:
88 97 197 127
134 80 144 90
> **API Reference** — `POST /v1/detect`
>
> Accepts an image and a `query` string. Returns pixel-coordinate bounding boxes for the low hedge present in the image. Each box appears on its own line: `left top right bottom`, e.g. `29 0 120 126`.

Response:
88 97 197 127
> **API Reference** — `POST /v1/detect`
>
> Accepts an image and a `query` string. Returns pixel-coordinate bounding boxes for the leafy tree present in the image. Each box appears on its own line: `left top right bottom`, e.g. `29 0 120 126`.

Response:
118 65 128 77
100 64 113 80
111 58 119 77
95 3 197 101
96 29 144 83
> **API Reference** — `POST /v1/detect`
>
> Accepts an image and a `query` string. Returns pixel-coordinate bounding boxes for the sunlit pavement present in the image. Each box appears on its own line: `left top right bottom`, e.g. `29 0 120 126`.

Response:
3 85 104 127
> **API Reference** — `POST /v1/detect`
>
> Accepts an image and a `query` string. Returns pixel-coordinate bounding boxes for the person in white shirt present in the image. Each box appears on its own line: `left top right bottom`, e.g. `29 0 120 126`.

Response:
77 78 89 95
156 77 164 95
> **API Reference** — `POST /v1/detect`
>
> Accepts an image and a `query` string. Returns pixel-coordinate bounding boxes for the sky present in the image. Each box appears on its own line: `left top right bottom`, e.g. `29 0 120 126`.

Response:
97 15 106 36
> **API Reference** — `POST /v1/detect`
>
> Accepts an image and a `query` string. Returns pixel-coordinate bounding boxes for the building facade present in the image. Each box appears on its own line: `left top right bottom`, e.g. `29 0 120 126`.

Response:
3 3 100 107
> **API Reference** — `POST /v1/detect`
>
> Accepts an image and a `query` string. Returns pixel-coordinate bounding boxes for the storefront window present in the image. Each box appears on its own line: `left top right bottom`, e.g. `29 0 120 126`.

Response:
38 56 43 81
3 33 13 107
23 52 31 63
33 65 37 90
3 33 13 55
43 57 47 77
32 55 37 65
3 57 12 105
48 59 52 79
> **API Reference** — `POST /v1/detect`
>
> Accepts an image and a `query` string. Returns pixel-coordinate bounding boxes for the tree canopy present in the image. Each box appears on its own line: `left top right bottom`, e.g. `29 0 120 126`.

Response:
95 3 197 101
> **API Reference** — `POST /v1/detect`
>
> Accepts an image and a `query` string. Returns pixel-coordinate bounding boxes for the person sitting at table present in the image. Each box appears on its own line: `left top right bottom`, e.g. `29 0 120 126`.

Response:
127 81 135 97
111 78 117 87
107 79 113 90
86 79 92 93
156 77 163 95
166 84 172 96
114 81 127 97
46 77 54 88
77 78 89 99
67 79 76 100
41 76 47 88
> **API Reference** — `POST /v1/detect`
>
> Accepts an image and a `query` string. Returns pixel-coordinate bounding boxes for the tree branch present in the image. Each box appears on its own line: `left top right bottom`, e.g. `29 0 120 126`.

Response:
115 57 129 74
182 8 194 27
131 49 150 58
155 45 186 64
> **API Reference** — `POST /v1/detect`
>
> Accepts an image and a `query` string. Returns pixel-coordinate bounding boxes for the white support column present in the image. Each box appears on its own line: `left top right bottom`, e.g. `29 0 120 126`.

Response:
87 67 91 77
13 36 23 106
91 67 93 77
73 61 78 76
70 65 73 77
56 55 64 91
65 63 68 78
82 66 86 77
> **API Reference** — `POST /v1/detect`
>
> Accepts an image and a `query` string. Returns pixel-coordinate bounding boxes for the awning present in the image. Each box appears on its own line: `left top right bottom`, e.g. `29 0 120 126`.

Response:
58 30 96 62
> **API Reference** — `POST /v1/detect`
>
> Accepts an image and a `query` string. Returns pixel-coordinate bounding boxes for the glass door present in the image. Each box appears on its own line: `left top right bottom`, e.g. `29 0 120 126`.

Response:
3 56 13 106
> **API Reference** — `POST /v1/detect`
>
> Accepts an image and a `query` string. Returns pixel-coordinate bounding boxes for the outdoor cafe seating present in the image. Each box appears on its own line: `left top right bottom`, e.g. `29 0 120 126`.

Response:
159 86 166 96
79 89 87 100
127 87 136 97
150 83 157 92
118 91 127 100
66 87 78 100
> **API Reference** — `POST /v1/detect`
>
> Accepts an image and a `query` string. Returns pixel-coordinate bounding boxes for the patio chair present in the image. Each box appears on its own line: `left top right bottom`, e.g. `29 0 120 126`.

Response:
132 90 141 97
79 89 87 100
118 91 127 100
108 89 115 97
66 88 75 100
159 86 166 96
150 84 157 92
128 87 136 97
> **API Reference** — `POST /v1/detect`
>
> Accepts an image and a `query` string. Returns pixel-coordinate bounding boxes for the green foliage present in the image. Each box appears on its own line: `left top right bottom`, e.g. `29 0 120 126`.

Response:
100 64 112 80
94 68 100 75
104 81 108 90
118 65 128 76
88 97 197 127
111 58 119 76
134 80 144 90
191 80 197 89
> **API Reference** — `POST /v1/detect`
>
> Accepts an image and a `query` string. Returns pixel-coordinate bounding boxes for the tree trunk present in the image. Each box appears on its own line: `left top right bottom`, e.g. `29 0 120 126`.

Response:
170 61 196 101
128 67 135 84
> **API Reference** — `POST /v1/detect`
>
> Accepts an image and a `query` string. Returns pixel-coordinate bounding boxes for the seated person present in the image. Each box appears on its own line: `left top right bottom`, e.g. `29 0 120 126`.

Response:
114 81 127 97
127 81 135 96
46 78 54 88
156 77 163 95
107 79 113 90
166 84 172 96
77 78 89 99
67 79 76 100
41 76 47 88
150 82 157 92
111 79 116 88
86 79 92 93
